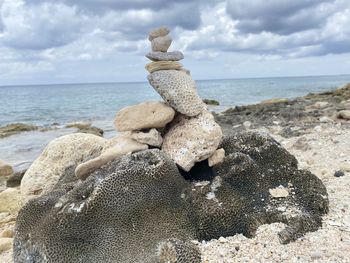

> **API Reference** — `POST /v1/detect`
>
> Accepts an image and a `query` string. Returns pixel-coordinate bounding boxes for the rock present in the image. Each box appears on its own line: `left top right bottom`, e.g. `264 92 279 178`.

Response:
114 101 175 132
0 123 38 138
243 121 252 128
15 150 197 262
312 101 329 109
66 122 104 136
75 135 148 180
0 160 13 177
203 99 220 106
6 170 25 188
146 51 184 62
0 228 14 238
162 111 222 171
145 61 183 73
319 116 334 123
208 148 225 167
148 70 207 117
128 128 163 147
0 188 23 214
261 98 289 104
14 133 329 262
0 238 13 253
148 26 170 41
337 110 350 120
334 170 345 177
269 186 289 198
21 133 106 196
151 35 172 52
339 163 350 172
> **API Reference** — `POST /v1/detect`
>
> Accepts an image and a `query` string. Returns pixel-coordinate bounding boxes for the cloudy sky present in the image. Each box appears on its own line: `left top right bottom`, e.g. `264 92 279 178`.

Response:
0 0 350 85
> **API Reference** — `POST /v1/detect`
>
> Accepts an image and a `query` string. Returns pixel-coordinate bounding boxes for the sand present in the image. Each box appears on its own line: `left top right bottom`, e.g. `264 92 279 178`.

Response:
200 123 350 262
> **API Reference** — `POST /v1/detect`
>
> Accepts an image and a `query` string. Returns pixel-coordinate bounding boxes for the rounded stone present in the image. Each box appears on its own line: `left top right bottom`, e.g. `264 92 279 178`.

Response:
0 160 13 177
151 35 172 52
148 26 170 41
114 101 175 132
20 133 106 197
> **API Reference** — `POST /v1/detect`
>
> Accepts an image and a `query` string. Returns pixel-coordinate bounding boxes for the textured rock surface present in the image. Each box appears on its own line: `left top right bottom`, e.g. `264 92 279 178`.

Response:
146 51 184 61
13 132 329 262
189 132 328 243
114 101 175 132
0 189 23 214
337 110 350 120
128 128 163 147
14 150 196 263
162 111 222 171
75 135 148 180
0 160 13 177
151 35 172 52
145 61 182 73
208 148 225 167
6 171 25 188
148 70 206 117
148 26 170 41
65 122 104 136
0 238 13 253
0 123 38 139
20 133 106 196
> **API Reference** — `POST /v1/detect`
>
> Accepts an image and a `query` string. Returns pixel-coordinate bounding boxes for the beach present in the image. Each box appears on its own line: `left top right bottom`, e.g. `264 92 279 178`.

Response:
1 83 350 262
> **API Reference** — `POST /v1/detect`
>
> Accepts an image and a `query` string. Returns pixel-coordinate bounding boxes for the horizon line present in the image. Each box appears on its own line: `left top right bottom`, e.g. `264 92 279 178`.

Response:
1 73 350 88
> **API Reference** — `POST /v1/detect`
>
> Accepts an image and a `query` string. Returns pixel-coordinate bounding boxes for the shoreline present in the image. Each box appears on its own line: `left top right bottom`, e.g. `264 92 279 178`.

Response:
0 84 350 262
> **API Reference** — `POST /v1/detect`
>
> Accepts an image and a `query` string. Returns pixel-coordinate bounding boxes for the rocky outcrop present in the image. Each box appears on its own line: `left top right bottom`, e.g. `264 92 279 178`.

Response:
148 70 207 117
20 133 106 197
162 111 222 171
114 101 175 132
0 123 38 139
14 132 329 262
0 160 13 177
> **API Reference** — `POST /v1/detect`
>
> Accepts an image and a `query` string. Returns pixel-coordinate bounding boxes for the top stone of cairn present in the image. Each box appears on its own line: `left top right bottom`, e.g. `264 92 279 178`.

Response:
148 26 170 41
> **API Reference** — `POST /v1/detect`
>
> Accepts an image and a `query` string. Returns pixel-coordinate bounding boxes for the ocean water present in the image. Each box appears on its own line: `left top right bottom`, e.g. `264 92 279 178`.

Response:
1 74 350 170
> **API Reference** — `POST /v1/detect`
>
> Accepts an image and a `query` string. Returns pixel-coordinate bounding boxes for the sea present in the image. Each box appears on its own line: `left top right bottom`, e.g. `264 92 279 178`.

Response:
1 74 350 171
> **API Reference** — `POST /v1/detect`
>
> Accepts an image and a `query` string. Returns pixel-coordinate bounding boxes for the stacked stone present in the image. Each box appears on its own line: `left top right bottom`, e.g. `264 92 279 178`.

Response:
75 26 224 179
146 27 224 172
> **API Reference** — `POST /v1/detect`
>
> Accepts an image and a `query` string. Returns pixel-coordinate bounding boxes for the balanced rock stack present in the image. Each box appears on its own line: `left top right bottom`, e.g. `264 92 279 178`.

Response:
74 27 223 179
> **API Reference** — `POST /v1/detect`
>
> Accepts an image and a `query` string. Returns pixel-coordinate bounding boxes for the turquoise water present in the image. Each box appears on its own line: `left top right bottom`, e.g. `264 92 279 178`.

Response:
0 74 350 171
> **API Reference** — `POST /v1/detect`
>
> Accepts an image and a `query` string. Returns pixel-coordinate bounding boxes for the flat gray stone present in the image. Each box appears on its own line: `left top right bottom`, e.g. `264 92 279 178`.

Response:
146 51 184 62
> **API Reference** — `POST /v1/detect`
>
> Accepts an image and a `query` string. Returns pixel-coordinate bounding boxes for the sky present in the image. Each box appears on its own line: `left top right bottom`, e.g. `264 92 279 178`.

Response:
0 0 350 85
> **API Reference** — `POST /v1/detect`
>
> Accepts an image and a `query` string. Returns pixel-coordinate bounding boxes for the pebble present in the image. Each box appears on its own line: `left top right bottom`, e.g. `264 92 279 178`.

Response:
145 61 182 73
243 121 252 128
334 170 345 177
269 186 289 198
146 51 184 62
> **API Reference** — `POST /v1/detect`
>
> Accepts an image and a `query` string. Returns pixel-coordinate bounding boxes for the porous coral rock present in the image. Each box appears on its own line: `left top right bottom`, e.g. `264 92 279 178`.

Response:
157 239 201 263
0 188 23 214
145 61 183 73
162 111 222 171
151 35 172 52
14 149 196 263
146 51 184 61
127 128 163 147
20 133 106 197
208 148 225 167
75 135 148 180
148 70 206 117
13 132 329 262
148 26 170 41
114 101 175 132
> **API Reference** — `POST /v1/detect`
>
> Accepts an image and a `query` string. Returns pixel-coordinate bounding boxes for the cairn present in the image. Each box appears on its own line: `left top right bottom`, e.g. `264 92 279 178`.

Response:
75 27 224 179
